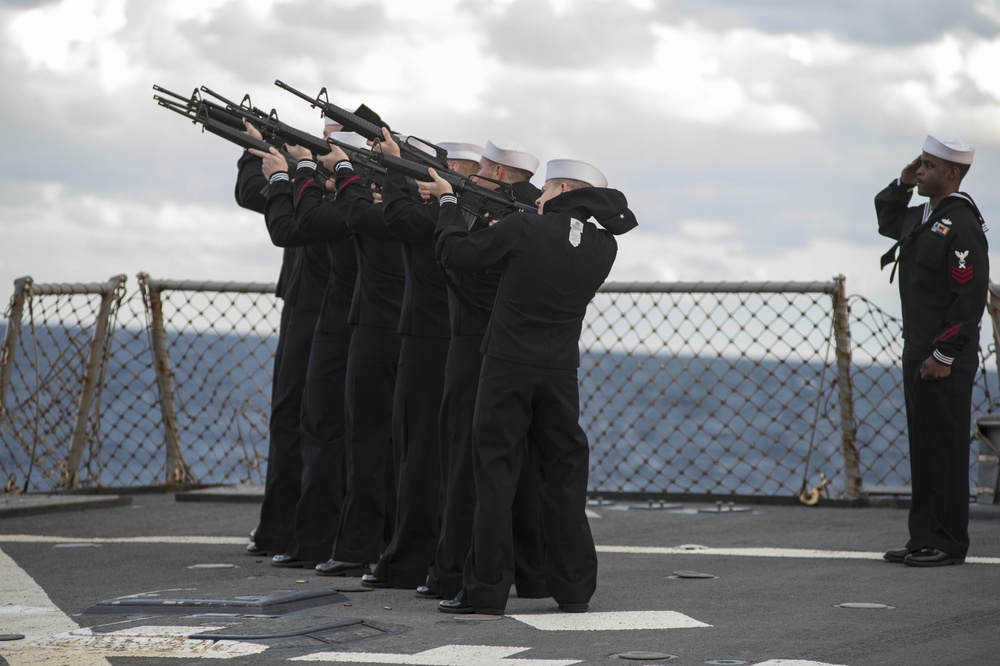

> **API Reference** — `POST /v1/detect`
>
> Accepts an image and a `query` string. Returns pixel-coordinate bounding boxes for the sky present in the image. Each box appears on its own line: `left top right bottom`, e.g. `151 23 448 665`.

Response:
2 0 1000 318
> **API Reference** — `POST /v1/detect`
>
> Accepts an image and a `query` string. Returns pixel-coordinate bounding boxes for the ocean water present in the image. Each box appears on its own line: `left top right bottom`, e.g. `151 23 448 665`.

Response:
1 324 997 499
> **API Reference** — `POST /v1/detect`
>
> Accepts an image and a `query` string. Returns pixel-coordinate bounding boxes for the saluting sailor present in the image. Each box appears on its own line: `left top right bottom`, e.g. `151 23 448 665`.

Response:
876 135 989 567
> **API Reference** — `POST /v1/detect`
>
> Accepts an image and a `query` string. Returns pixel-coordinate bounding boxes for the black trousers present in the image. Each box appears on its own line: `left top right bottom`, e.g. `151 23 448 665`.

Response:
374 335 450 588
284 328 353 561
460 356 597 611
255 303 318 554
331 324 400 563
903 352 976 558
428 335 547 601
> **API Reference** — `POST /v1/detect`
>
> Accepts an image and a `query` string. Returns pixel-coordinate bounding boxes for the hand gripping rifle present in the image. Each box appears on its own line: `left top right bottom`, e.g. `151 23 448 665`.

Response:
273 79 451 172
377 153 534 221
324 136 387 189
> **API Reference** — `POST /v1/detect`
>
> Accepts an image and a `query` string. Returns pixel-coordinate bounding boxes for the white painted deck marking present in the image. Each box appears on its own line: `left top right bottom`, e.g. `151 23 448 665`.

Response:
33 625 268 659
754 661 848 666
0 534 247 545
595 544 1000 564
292 644 581 665
508 610 710 632
3 534 999 565
0 545 113 666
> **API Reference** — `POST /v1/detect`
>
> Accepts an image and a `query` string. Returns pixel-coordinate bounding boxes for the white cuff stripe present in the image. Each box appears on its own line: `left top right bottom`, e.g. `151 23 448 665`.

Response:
269 172 290 183
933 349 954 365
297 160 317 171
440 194 458 205
336 161 354 172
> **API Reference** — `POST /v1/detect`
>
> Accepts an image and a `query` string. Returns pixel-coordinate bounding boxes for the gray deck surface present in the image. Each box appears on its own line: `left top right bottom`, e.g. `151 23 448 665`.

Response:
1 490 999 665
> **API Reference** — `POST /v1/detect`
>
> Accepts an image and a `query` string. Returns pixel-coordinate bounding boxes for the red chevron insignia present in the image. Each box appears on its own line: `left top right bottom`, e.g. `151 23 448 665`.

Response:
952 266 974 284
934 323 963 343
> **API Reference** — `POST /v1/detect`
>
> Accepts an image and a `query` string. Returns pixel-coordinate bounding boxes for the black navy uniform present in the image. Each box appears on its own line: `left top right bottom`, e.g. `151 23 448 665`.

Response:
327 162 405 566
262 161 358 564
236 152 327 557
429 179 548 601
369 169 450 588
435 186 629 612
876 180 989 560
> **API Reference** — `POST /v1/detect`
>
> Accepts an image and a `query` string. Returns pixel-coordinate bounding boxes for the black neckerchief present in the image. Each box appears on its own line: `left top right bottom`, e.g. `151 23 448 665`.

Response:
880 191 985 284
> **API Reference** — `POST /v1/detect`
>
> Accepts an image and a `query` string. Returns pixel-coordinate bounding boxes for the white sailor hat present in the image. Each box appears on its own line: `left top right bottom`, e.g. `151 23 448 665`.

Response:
922 135 975 165
324 115 342 127
544 159 607 188
328 131 369 151
437 142 483 163
482 140 539 174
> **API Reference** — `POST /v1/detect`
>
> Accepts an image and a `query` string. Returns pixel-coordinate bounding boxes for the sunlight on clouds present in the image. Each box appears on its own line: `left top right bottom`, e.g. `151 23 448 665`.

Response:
8 0 125 71
621 22 820 133
967 37 1000 99
157 0 242 22
786 36 814 65
914 34 965 98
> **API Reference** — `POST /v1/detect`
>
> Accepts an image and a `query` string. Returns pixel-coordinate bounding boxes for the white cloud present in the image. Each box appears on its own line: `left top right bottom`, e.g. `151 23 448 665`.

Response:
1 0 999 307
0 185 280 291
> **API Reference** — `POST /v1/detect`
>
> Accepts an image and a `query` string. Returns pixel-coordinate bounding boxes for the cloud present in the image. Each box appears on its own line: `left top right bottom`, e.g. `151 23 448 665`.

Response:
1 0 999 309
0 183 281 291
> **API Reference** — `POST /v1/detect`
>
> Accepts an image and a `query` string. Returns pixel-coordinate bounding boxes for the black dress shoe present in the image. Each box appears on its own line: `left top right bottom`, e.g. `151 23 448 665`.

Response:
360 573 392 588
271 554 321 568
903 548 964 567
415 585 442 599
246 541 267 556
438 598 504 615
883 547 910 563
315 560 370 577
558 602 589 613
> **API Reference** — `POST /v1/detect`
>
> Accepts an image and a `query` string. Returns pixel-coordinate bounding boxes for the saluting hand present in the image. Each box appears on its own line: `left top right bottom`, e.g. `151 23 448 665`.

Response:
900 155 921 188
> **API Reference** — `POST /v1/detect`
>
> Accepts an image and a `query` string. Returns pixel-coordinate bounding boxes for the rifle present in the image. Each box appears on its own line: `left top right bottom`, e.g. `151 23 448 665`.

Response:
153 84 333 181
153 85 261 133
273 79 450 171
377 153 534 221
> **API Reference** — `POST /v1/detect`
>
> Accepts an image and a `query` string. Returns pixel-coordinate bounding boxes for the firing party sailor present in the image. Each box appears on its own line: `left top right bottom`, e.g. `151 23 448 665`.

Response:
423 156 637 615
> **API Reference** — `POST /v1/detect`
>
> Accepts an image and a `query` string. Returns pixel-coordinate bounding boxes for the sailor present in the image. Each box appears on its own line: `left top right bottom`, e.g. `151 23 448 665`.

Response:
239 120 330 558
357 132 454 589
420 139 549 602
311 137 405 578
876 135 988 567
425 157 637 614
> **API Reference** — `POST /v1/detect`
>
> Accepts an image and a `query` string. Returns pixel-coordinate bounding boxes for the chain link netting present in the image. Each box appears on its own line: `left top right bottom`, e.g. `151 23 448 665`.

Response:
581 283 846 498
845 294 997 494
2 275 997 500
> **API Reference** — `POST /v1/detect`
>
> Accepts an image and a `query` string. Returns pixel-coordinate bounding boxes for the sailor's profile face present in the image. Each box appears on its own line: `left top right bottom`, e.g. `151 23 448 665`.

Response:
535 179 564 214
